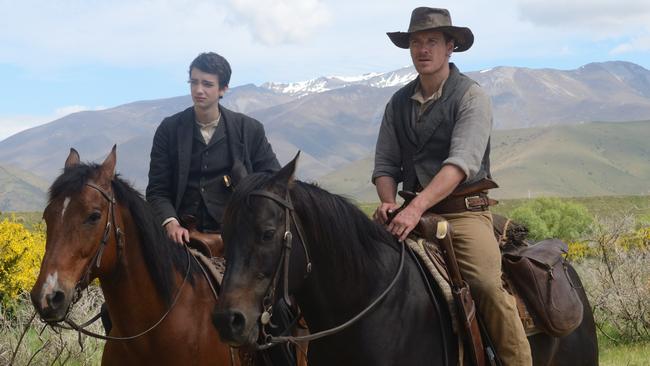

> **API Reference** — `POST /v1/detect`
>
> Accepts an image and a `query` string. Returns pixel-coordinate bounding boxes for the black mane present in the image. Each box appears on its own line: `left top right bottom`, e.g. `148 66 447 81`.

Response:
225 172 397 277
49 164 195 305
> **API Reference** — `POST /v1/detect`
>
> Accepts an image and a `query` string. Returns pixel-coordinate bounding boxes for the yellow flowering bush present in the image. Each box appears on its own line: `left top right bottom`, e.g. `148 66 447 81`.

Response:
566 241 593 261
0 218 45 306
618 227 650 252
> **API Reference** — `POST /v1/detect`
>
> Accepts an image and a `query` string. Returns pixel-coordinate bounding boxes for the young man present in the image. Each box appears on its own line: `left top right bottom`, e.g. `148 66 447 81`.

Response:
146 52 280 241
147 52 301 366
372 8 532 365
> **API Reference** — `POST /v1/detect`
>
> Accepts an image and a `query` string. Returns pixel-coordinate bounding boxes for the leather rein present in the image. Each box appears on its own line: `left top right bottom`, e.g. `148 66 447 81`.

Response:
247 189 406 350
49 182 192 341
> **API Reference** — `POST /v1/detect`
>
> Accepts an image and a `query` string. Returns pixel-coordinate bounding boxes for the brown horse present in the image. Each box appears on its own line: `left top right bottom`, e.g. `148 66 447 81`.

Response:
30 147 238 365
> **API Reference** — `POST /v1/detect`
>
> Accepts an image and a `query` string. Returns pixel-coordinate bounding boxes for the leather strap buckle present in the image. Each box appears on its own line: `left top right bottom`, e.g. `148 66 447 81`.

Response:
464 195 487 211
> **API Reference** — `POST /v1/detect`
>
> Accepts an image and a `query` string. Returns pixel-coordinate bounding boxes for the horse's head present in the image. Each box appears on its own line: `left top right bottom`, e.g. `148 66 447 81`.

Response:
214 153 306 347
31 146 122 322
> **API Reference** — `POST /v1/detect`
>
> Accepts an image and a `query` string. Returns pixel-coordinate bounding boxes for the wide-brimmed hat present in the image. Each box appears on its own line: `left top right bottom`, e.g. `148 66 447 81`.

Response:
387 7 474 52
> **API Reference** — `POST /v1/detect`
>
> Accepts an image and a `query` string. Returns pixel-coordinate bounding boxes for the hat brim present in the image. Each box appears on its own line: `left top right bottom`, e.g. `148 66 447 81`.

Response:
387 26 474 52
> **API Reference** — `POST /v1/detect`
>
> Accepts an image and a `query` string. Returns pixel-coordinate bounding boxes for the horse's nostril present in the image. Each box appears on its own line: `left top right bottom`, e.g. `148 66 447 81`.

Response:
230 311 246 334
46 290 65 309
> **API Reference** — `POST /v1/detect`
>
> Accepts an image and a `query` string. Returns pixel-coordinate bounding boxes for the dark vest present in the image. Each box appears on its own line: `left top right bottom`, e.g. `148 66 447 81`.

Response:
177 122 232 231
392 63 491 192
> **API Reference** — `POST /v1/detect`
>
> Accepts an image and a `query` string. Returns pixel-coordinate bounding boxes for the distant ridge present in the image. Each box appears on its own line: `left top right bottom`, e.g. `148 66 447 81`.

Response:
318 120 650 201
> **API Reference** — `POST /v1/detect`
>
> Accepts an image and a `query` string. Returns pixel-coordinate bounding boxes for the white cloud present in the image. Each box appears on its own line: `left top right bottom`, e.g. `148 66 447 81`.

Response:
0 0 649 99
516 0 650 32
228 0 331 45
611 35 650 54
0 0 232 67
0 0 332 69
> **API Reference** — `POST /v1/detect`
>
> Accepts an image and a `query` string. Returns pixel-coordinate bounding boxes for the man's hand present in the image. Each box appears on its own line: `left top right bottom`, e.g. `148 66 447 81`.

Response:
373 202 401 225
387 203 425 242
165 219 189 245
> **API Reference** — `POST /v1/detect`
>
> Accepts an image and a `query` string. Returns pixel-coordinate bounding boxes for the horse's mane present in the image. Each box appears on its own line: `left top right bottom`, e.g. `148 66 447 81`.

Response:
225 172 397 277
49 164 195 305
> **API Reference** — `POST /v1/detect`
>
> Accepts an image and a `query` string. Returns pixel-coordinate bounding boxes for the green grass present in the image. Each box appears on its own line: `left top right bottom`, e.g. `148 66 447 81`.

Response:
599 340 650 366
490 195 650 219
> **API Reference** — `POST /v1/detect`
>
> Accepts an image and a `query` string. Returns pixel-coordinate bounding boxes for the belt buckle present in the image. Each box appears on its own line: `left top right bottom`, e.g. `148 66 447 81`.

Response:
464 195 484 211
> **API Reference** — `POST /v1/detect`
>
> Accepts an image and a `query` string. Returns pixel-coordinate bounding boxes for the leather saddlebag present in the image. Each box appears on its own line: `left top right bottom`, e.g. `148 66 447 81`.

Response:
502 239 583 337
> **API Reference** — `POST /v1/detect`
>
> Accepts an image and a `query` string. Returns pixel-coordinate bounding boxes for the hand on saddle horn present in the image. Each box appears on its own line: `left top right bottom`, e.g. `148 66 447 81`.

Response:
373 202 401 225
387 203 426 242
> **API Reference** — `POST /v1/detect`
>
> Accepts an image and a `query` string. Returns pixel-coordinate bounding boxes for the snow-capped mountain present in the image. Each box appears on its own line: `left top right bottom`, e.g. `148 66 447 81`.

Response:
261 67 419 97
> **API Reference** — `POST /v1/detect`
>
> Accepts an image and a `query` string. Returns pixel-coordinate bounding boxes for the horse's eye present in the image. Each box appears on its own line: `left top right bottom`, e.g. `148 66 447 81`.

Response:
262 229 276 241
85 211 102 224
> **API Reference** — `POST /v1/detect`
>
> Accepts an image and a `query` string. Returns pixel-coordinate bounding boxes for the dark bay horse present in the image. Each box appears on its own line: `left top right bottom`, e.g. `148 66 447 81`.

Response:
30 147 237 365
214 155 598 366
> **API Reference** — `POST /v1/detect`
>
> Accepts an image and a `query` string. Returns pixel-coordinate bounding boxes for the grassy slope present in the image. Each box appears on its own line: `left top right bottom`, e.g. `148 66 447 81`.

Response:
0 165 48 212
318 121 650 201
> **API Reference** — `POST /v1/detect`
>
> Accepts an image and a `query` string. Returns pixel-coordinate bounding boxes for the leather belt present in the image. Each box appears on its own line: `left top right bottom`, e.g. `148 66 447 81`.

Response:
429 193 493 215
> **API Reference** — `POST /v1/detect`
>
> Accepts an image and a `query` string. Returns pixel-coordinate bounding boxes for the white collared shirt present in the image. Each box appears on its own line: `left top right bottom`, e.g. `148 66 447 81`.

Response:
196 115 221 144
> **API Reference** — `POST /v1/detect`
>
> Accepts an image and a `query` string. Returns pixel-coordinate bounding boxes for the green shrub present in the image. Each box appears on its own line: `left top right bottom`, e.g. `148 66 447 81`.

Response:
510 197 593 242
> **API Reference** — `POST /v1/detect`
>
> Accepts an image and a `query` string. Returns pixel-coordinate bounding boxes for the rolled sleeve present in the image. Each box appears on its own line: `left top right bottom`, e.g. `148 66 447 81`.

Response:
372 100 403 184
443 84 492 181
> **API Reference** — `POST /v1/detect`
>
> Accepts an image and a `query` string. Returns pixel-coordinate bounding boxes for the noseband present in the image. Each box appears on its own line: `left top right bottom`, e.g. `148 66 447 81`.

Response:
247 188 405 349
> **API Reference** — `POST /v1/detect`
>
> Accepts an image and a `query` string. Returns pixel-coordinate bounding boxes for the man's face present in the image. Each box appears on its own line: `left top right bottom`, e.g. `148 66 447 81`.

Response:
189 68 227 111
409 30 453 76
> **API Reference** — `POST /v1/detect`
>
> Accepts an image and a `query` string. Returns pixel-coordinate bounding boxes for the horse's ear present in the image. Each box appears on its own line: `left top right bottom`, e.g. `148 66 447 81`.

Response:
272 151 300 187
99 145 117 182
64 148 80 168
230 159 248 188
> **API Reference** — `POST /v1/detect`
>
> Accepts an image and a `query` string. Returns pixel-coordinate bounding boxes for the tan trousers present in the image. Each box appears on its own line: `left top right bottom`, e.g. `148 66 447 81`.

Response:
441 211 532 366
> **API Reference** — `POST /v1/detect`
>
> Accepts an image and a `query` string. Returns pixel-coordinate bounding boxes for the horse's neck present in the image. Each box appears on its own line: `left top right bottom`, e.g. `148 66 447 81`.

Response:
99 208 171 332
293 200 398 330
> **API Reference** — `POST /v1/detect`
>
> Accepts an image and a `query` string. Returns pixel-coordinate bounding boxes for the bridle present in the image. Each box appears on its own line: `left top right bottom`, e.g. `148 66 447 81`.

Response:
246 188 405 350
47 182 192 341
247 190 312 340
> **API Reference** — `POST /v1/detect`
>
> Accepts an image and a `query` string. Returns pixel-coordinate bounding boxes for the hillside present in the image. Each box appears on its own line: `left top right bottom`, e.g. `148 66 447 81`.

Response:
318 121 650 201
0 164 48 212
1 120 648 211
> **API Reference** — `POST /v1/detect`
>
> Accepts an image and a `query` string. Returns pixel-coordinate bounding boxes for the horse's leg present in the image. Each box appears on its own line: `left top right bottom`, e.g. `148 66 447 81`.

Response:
528 333 559 366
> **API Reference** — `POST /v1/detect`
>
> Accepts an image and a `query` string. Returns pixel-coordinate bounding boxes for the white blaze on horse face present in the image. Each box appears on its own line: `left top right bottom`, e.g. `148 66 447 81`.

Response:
61 197 70 218
41 271 59 308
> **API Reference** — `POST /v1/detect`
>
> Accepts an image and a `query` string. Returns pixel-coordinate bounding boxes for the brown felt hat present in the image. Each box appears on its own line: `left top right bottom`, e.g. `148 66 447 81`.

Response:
387 7 474 52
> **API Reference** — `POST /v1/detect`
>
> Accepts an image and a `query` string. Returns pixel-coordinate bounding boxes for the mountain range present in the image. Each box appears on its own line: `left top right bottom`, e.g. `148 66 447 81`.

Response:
1 61 649 211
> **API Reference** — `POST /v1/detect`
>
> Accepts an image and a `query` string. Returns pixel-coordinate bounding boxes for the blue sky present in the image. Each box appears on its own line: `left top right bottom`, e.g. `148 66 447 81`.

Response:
1 0 650 139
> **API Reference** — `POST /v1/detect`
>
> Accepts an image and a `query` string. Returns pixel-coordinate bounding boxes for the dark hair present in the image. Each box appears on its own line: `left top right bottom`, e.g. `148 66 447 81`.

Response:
189 52 232 89
442 32 454 45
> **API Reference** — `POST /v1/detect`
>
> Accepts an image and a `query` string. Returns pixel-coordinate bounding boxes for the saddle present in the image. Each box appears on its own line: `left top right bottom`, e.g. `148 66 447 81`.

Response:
409 212 584 366
396 183 583 365
180 215 225 258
